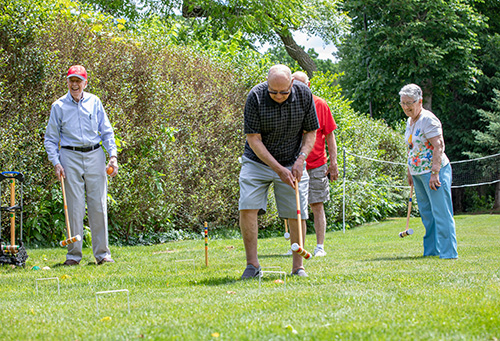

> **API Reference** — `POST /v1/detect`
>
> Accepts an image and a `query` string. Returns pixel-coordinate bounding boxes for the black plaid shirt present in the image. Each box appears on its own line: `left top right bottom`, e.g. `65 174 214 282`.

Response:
243 81 319 167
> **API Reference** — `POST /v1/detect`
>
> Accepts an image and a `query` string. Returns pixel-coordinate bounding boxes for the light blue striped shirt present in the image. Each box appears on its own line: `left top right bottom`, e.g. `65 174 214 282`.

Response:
44 91 117 166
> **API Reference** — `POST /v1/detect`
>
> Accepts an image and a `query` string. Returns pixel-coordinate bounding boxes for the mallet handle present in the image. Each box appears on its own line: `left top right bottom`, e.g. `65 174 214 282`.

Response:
295 179 303 247
61 178 72 238
405 184 413 231
10 179 15 246
284 219 288 234
204 221 208 267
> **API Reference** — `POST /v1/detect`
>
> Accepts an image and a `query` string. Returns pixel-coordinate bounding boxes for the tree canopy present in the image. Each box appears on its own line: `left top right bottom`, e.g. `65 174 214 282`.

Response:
80 0 347 76
338 0 486 123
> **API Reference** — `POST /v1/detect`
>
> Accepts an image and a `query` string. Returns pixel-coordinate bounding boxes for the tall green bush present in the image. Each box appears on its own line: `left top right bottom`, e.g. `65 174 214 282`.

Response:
1 0 251 245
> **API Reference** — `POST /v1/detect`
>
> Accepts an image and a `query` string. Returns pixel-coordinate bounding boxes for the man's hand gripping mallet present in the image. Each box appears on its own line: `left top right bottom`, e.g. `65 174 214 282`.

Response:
291 179 312 259
59 178 81 247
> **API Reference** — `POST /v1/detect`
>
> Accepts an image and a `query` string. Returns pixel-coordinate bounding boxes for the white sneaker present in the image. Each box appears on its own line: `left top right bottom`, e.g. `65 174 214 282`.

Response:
314 247 327 257
284 249 293 256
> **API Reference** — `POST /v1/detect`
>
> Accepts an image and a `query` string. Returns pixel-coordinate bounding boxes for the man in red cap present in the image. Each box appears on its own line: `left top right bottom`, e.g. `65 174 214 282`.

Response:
45 65 118 266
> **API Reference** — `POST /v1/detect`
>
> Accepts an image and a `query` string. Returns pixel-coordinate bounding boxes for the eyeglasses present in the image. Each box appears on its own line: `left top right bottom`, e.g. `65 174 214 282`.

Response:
268 89 291 95
400 100 417 107
268 81 293 95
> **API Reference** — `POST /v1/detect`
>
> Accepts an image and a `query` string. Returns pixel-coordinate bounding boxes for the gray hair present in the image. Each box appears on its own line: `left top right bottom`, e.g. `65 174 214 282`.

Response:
399 84 422 100
292 71 309 85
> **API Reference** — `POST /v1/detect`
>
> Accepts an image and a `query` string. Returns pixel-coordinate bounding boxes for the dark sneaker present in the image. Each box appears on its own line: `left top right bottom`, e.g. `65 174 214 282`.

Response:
291 268 308 277
62 259 80 266
97 257 115 265
241 264 261 279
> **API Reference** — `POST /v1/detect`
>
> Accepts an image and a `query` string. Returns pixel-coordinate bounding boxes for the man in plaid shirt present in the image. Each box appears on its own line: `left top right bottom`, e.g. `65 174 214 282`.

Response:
239 65 319 278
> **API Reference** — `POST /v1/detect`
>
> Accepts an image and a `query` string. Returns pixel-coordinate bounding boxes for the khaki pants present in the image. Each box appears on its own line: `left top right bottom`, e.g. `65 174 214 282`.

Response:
60 147 110 263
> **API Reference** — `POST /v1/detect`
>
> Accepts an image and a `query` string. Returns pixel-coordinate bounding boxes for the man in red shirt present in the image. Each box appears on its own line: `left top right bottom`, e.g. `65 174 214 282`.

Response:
290 71 339 256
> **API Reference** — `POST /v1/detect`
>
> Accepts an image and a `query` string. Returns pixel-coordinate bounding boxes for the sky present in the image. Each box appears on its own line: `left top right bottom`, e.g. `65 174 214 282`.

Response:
293 31 338 60
258 31 338 61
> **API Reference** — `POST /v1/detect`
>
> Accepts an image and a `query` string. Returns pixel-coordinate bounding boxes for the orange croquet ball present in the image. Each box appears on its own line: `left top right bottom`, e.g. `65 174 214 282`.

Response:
106 166 113 175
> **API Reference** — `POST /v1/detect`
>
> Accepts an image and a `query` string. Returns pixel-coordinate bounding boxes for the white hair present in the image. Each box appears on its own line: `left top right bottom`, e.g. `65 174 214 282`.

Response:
292 71 309 85
399 84 422 100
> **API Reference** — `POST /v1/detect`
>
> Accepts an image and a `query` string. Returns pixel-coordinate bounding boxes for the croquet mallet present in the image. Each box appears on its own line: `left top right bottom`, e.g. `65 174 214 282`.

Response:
291 179 312 259
399 184 414 238
0 171 28 266
59 178 81 247
2 177 20 254
284 219 290 240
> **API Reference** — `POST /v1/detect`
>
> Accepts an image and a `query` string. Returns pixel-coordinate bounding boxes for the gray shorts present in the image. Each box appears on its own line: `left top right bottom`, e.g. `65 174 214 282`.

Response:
239 156 309 219
307 163 330 204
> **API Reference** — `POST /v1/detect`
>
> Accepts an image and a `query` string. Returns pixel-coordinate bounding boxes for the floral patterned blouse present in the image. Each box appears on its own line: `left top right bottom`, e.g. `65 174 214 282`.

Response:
405 109 449 175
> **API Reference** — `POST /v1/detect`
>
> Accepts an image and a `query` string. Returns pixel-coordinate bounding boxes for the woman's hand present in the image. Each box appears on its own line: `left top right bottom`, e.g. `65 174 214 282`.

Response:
429 173 441 190
407 168 413 186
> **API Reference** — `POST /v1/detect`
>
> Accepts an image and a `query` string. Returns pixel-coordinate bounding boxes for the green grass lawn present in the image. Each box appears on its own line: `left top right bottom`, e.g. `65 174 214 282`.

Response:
1 214 499 340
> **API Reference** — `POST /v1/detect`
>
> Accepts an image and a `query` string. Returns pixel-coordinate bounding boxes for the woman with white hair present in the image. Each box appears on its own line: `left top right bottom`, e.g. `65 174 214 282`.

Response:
400 83 458 259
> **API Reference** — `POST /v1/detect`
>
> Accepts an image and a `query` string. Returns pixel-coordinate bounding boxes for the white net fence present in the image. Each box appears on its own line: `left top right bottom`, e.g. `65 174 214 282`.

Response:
344 150 500 189
448 154 500 188
340 149 500 231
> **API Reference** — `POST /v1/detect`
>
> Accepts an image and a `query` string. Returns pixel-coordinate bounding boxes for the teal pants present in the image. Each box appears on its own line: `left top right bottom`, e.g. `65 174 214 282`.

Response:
412 164 458 259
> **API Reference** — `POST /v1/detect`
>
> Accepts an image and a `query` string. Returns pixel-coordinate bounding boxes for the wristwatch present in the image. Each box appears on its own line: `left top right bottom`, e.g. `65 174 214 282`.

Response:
298 152 307 158
431 170 439 175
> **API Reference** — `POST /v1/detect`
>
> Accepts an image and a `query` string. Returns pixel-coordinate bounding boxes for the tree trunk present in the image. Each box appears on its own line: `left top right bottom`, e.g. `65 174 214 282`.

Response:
422 78 432 111
276 30 318 78
182 1 206 17
451 187 465 213
363 12 373 117
494 182 500 211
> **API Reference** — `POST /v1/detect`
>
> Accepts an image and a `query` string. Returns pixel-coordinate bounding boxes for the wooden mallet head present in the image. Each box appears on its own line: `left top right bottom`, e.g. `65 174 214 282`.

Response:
399 229 414 238
291 243 312 259
60 234 81 247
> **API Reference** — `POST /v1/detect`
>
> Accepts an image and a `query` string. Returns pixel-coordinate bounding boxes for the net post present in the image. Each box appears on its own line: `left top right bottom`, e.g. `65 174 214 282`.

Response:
343 146 346 234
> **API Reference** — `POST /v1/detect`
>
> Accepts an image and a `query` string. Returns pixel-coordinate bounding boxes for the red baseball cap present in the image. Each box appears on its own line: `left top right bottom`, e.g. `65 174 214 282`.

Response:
67 65 87 81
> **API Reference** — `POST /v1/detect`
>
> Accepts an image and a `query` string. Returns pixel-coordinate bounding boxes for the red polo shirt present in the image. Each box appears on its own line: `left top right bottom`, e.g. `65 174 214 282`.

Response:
306 95 337 170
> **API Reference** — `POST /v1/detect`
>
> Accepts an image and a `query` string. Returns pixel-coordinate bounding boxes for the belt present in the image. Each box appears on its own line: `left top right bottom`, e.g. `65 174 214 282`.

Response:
62 143 101 153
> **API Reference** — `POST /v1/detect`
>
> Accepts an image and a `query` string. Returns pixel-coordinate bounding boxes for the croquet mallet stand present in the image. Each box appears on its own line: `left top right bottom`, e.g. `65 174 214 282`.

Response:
0 171 28 267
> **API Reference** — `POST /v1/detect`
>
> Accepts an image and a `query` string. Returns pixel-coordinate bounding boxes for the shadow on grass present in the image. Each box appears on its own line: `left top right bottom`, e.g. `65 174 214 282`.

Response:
51 260 99 267
190 276 238 286
367 255 425 262
259 254 291 258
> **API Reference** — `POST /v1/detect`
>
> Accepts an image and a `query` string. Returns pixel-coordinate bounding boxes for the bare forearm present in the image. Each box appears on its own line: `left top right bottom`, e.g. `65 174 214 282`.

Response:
428 135 444 190
247 133 297 187
326 132 337 165
246 134 284 173
429 136 444 172
300 130 317 157
325 132 339 180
